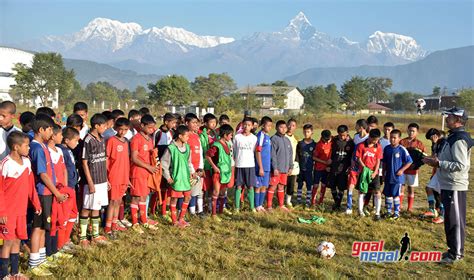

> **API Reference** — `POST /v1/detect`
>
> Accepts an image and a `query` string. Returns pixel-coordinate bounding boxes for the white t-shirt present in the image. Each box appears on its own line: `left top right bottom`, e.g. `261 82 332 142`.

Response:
0 125 21 160
80 123 89 140
354 133 368 145
233 133 257 168
379 137 390 150
125 128 137 141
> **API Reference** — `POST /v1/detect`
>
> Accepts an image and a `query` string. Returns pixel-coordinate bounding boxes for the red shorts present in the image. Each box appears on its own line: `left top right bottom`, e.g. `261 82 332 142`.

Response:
202 170 213 192
0 215 27 240
109 184 128 201
348 170 359 186
212 173 230 190
130 177 150 197
170 190 191 198
270 173 288 186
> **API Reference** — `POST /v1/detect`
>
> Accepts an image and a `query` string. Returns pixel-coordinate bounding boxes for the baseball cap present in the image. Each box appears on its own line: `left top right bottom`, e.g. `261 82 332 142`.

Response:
442 107 468 120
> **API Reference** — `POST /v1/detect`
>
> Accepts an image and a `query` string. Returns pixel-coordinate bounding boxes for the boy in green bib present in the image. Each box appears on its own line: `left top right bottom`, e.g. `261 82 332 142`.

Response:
161 125 196 228
205 124 234 222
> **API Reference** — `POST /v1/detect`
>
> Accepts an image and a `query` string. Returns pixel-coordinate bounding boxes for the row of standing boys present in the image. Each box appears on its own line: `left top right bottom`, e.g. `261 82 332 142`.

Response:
0 100 445 277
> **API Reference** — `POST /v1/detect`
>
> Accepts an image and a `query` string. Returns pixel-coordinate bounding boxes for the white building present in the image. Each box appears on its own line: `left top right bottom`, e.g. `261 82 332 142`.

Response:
0 46 58 108
238 86 304 115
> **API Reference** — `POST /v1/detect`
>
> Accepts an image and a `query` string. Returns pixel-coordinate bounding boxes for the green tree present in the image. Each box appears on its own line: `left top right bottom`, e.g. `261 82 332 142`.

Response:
149 75 194 107
133 86 149 106
367 77 392 102
85 82 120 104
391 91 423 111
191 73 236 107
340 76 370 111
325 83 341 111
271 80 289 87
12 52 75 107
432 86 441 97
458 88 474 112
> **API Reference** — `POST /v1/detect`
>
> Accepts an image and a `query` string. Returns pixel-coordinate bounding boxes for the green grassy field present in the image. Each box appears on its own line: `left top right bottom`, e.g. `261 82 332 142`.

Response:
43 160 473 279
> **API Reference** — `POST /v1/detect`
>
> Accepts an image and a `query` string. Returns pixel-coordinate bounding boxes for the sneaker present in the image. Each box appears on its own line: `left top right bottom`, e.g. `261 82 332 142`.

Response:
389 214 400 221
30 266 53 277
107 231 118 240
142 223 158 231
162 214 173 224
197 212 207 219
432 216 444 224
363 207 371 216
114 224 127 232
54 251 73 259
61 241 76 251
438 254 458 265
39 260 57 269
119 219 133 228
233 209 240 214
382 212 393 219
131 224 144 234
147 219 159 226
211 215 222 223
251 208 257 213
92 235 109 245
345 209 353 215
422 209 437 218
79 239 91 248
359 211 366 217
222 208 233 216
286 202 294 209
374 214 381 221
279 206 290 213
177 220 190 228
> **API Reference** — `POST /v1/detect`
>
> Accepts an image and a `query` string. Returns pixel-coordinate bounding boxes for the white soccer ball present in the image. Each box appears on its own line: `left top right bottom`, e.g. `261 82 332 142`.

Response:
317 241 336 259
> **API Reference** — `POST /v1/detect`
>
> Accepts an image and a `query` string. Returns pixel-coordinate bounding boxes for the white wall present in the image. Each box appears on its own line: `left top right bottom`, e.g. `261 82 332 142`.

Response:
285 88 304 110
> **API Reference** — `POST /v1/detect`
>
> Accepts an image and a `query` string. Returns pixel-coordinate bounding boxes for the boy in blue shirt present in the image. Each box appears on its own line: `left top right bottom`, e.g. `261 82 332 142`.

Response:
295 124 315 208
383 129 413 221
255 116 272 212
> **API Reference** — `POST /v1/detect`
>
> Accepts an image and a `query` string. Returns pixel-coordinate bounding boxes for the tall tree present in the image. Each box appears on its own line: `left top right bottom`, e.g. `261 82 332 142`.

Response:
148 75 194 107
391 91 422 111
340 76 370 111
12 52 75 107
367 77 392 102
133 85 149 106
325 83 341 111
191 73 236 107
272 86 287 109
432 86 441 96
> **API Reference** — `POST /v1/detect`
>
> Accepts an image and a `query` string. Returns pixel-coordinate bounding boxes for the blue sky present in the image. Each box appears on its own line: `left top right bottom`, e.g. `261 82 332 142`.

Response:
0 0 472 51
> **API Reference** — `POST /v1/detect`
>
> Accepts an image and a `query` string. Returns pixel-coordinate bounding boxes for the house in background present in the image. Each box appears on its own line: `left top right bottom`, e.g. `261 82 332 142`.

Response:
237 86 304 115
359 102 393 115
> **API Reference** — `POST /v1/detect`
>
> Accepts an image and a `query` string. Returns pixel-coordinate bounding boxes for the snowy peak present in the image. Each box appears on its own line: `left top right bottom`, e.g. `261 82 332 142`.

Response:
144 26 234 48
366 31 427 61
283 12 318 40
47 17 234 52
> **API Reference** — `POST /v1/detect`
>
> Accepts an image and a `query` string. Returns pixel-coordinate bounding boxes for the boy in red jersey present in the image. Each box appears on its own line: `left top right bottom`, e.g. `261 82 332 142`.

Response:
312 130 332 206
185 113 205 217
0 132 41 279
105 118 131 236
130 115 159 232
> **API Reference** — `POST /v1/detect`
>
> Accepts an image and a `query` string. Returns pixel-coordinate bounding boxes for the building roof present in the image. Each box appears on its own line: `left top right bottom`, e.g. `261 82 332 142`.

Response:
237 86 297 96
367 102 392 111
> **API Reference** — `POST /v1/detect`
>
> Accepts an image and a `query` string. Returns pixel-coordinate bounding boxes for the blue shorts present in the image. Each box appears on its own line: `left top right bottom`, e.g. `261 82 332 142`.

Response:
235 167 257 188
298 170 313 187
383 183 402 197
256 171 270 188
313 170 328 185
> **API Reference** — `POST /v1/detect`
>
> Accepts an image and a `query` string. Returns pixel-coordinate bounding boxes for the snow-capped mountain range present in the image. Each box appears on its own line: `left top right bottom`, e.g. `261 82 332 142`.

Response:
20 12 428 84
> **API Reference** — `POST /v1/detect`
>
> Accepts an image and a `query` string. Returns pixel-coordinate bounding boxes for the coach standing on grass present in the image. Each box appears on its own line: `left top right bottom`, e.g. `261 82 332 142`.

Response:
423 107 473 264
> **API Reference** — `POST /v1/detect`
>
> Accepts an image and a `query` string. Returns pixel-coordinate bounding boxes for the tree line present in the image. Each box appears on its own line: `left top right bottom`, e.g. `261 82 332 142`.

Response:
10 52 474 114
